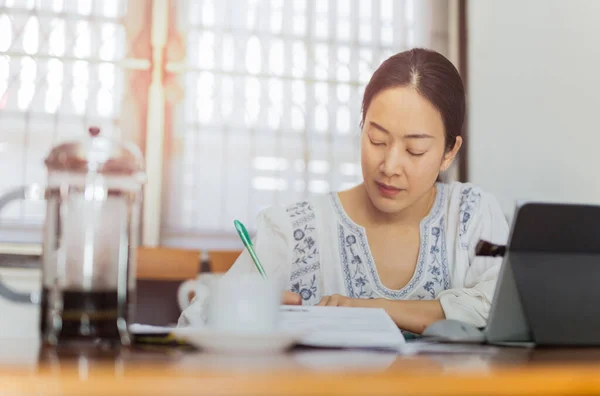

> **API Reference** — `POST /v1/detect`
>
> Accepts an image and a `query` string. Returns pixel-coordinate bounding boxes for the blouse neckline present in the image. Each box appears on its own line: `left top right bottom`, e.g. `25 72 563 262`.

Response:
329 183 446 296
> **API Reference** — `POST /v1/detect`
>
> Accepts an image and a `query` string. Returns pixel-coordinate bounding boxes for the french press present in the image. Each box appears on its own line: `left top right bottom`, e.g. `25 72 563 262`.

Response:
0 127 146 346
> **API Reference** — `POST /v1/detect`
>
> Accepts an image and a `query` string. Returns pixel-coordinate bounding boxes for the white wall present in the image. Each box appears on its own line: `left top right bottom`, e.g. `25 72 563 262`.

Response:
468 0 600 219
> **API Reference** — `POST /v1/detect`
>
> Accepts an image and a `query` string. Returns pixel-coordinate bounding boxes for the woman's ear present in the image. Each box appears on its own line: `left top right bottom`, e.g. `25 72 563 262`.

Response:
440 136 463 172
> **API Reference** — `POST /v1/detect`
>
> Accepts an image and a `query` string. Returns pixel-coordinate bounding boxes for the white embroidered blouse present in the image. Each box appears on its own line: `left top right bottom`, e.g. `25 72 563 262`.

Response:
179 182 509 329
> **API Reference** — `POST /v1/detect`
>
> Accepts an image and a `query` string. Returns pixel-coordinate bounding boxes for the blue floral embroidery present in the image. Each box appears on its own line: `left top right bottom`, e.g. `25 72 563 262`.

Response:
290 262 320 281
428 219 450 290
411 215 451 299
291 274 318 301
294 229 305 240
287 201 312 219
437 217 451 290
292 224 317 267
338 225 375 299
287 201 321 305
459 186 482 248
423 281 436 299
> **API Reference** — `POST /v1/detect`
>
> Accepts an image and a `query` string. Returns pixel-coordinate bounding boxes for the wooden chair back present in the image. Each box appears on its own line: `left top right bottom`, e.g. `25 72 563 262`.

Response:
136 246 200 280
207 250 242 273
135 246 201 326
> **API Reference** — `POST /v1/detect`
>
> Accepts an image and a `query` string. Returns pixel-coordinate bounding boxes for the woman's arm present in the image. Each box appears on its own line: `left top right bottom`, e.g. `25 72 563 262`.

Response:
364 299 445 334
436 189 509 327
317 295 444 334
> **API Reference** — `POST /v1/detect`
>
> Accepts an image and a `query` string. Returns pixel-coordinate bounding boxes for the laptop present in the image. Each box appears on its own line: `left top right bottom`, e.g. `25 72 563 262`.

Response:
508 202 600 346
477 201 600 346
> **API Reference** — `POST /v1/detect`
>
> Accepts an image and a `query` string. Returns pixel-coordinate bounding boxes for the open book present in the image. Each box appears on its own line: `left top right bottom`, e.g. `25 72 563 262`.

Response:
278 305 405 349
132 306 405 350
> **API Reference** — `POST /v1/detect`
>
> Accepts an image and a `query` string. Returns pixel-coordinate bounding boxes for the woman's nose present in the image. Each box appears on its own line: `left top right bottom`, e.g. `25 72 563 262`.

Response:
381 148 404 177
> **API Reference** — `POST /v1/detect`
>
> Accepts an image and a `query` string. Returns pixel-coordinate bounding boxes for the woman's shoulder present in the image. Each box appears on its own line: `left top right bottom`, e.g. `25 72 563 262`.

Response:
441 181 501 212
440 181 507 246
256 193 334 229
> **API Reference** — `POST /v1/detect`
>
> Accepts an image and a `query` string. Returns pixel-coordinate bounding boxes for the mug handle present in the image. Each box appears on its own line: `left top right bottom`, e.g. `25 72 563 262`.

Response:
177 279 211 312
0 184 45 304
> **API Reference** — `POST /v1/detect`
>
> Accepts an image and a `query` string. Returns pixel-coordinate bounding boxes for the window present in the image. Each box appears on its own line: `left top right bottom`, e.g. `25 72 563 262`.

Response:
0 0 453 250
0 0 150 245
161 0 452 249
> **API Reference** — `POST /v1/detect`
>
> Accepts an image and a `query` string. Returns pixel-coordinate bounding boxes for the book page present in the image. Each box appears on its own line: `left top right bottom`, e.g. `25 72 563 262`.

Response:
278 306 405 349
132 306 406 351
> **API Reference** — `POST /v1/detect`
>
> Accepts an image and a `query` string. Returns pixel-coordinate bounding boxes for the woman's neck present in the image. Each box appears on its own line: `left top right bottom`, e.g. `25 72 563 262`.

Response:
340 183 437 228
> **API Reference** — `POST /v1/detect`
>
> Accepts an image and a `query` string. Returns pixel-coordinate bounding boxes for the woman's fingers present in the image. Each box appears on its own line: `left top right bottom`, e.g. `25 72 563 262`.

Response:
318 295 340 306
326 295 341 306
282 291 302 305
317 294 350 307
317 296 330 306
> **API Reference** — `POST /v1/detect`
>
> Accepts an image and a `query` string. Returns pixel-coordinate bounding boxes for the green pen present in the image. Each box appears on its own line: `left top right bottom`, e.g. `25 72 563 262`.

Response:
234 219 268 279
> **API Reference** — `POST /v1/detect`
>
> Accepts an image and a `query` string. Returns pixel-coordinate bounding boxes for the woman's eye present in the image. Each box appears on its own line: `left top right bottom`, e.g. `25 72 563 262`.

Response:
369 139 385 146
408 151 426 157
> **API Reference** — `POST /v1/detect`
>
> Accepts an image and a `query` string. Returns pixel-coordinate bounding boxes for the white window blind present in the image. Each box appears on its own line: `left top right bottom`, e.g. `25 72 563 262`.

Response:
0 0 452 251
161 0 451 249
0 0 151 245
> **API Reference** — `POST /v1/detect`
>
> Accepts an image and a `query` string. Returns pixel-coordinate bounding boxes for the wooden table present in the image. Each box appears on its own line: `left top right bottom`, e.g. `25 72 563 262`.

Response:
2 338 600 395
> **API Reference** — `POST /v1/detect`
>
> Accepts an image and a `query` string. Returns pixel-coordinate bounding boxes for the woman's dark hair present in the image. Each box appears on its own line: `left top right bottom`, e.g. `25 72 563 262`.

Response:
361 48 465 152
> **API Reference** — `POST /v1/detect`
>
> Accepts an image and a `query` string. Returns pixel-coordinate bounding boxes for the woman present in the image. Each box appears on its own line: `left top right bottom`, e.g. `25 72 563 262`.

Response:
179 48 508 334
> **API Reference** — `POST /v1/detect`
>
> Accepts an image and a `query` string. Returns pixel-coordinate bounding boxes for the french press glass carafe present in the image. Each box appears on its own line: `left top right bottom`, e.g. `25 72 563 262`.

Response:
0 127 146 346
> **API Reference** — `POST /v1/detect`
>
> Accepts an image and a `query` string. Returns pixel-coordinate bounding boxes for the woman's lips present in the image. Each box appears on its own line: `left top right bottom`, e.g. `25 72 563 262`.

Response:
376 182 404 198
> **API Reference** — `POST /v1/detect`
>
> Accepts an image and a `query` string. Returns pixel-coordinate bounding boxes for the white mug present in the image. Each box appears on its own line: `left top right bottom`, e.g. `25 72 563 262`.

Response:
206 273 281 334
177 273 222 312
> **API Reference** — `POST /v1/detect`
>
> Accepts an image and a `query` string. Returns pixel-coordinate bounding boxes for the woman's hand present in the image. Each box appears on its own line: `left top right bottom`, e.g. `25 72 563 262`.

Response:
315 296 445 334
282 291 302 305
316 294 359 307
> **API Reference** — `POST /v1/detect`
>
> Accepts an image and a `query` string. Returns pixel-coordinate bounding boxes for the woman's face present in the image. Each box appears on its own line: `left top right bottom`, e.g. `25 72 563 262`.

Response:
360 86 461 215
